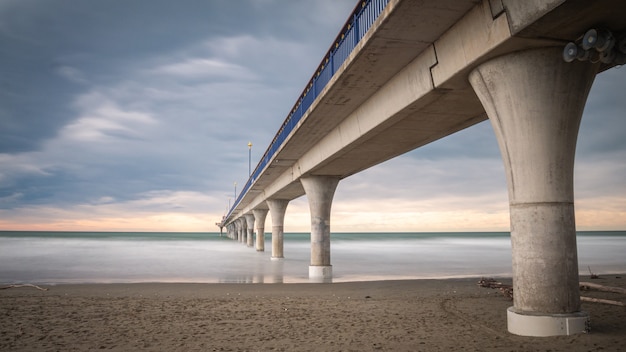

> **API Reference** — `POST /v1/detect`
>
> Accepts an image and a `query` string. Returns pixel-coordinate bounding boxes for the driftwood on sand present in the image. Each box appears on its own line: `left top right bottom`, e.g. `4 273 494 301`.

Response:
579 281 626 307
477 277 513 300
0 284 48 291
580 296 625 307
580 281 626 295
478 278 626 307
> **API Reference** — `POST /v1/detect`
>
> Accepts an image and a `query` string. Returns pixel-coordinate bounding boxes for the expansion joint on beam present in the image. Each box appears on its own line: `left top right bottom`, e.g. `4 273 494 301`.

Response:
488 0 506 19
428 44 440 89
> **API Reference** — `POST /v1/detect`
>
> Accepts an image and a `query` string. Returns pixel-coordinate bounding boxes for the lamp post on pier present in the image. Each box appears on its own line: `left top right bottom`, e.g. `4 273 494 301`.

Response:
248 141 253 177
234 181 237 199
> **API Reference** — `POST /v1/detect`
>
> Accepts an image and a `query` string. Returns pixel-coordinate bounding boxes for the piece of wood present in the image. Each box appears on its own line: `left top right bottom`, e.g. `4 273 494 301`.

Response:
479 278 626 304
580 282 626 295
0 284 48 291
478 278 513 299
581 296 625 307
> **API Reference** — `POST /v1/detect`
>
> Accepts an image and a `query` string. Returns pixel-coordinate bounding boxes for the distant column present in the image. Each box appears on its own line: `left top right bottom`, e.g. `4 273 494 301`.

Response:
239 217 247 244
233 220 240 241
234 218 241 242
301 176 340 283
226 224 233 239
469 47 599 336
266 199 289 260
253 208 269 252
244 213 255 248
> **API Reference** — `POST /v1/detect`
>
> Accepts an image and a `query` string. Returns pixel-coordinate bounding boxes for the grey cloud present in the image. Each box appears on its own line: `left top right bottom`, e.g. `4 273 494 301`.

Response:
337 154 507 204
405 121 502 161
577 67 626 158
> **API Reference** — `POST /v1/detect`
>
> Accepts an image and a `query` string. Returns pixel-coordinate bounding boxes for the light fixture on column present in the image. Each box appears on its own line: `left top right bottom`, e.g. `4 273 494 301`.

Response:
563 42 588 62
582 29 614 52
563 28 625 65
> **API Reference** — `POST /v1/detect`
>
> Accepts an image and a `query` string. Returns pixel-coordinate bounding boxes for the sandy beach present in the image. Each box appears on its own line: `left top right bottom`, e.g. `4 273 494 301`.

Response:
1 275 625 351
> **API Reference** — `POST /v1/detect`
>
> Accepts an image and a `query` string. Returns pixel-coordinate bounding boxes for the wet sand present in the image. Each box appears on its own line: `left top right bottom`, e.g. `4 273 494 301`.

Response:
1 275 625 351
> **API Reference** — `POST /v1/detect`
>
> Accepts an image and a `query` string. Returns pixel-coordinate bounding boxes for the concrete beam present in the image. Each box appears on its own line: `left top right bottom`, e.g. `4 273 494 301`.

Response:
432 0 512 89
224 0 626 226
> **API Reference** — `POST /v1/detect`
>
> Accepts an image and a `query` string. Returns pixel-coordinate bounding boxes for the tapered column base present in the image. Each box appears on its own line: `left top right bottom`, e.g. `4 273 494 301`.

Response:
309 265 332 283
507 307 589 336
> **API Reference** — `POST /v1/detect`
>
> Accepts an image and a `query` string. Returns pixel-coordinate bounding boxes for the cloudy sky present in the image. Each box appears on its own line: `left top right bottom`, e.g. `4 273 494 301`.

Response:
1 0 625 232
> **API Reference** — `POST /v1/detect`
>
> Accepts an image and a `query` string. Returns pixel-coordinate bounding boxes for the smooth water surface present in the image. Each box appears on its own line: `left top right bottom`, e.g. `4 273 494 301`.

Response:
0 231 624 284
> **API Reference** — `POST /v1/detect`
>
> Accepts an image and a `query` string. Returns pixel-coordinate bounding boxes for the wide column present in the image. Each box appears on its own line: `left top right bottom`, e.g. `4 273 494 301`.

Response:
244 214 255 248
469 47 599 336
266 199 289 260
301 176 340 283
252 208 269 252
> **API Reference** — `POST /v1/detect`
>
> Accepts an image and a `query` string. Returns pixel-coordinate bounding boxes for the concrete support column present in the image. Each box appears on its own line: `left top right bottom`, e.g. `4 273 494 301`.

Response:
233 220 240 241
239 217 247 244
244 213 255 248
266 199 289 260
469 47 599 336
301 176 340 283
228 224 235 239
252 208 269 252
234 218 242 243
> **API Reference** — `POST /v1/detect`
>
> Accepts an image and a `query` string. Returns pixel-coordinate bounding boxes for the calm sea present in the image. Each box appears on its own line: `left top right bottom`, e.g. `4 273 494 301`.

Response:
1 231 624 284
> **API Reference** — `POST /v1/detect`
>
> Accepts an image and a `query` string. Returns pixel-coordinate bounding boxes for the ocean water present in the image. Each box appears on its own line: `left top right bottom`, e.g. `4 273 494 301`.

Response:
0 231 624 284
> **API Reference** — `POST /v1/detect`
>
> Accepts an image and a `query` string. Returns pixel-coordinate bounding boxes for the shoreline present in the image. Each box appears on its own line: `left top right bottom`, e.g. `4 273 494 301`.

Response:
3 269 623 286
2 275 624 351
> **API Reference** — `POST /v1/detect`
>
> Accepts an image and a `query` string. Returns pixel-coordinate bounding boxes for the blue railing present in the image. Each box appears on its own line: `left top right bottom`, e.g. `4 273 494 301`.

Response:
226 0 389 221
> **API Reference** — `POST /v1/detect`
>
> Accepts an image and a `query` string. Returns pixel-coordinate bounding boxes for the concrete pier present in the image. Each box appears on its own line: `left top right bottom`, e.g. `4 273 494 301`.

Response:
244 214 255 248
266 199 289 260
469 47 599 336
237 218 246 244
233 219 241 241
241 217 247 244
301 176 340 283
252 209 268 252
